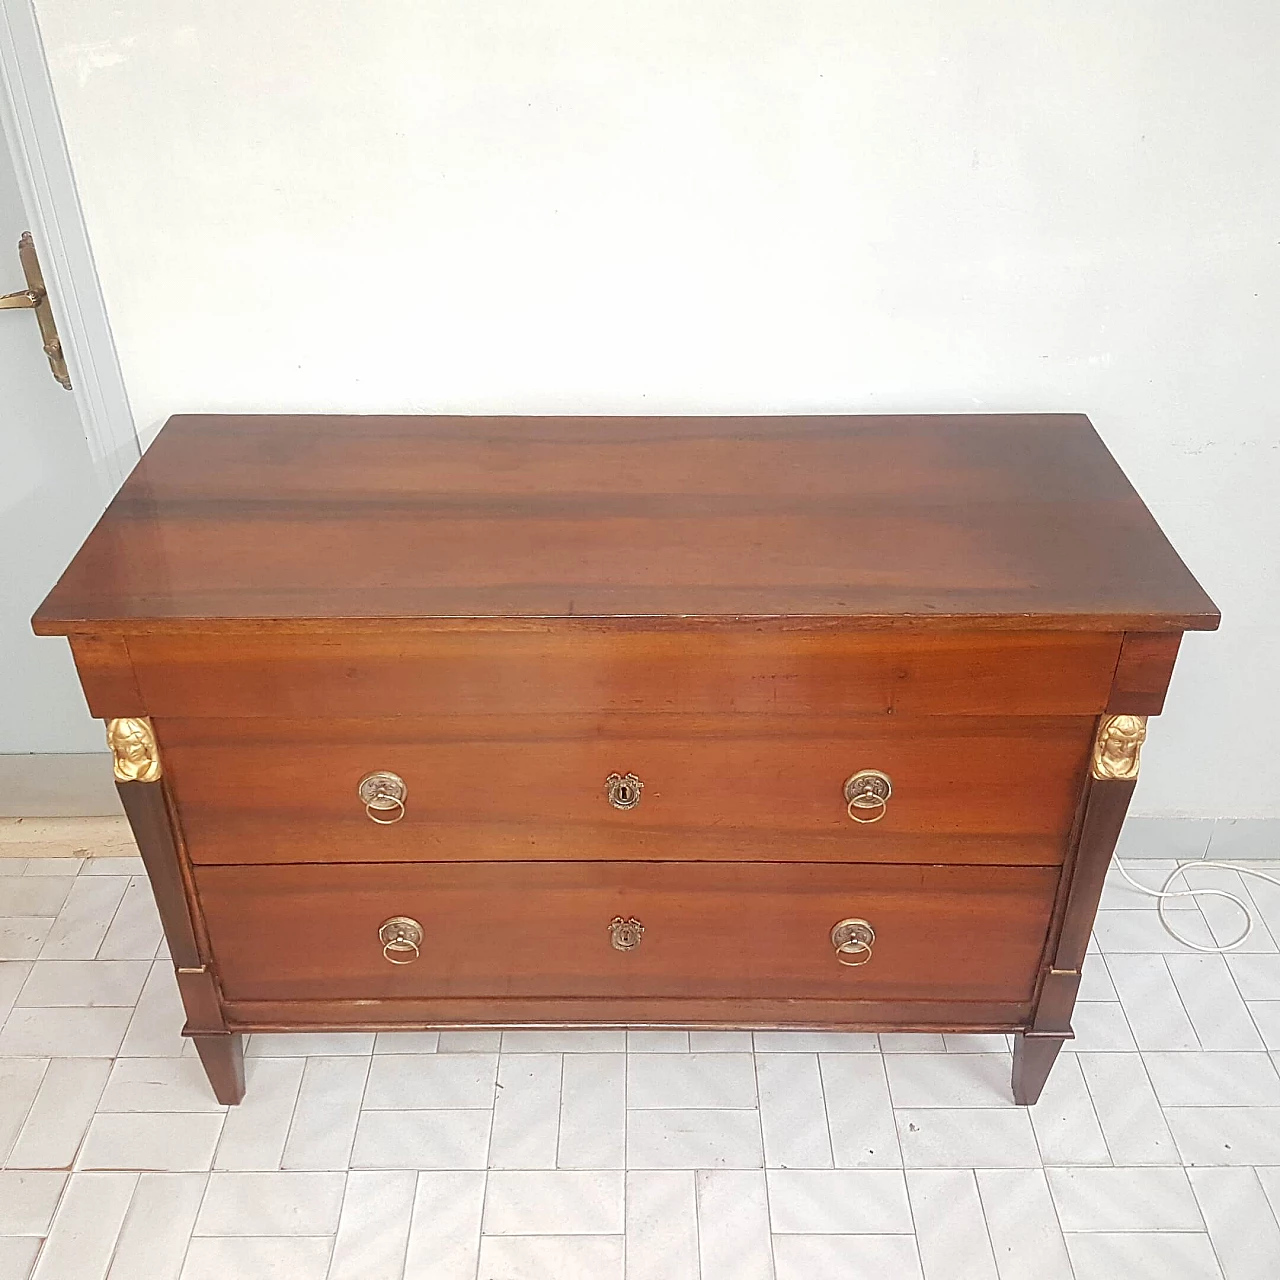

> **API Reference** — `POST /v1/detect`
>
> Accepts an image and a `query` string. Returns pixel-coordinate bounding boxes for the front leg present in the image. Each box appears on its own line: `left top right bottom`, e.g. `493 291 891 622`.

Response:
192 1032 246 1105
111 717 242 1104
1012 1032 1066 1105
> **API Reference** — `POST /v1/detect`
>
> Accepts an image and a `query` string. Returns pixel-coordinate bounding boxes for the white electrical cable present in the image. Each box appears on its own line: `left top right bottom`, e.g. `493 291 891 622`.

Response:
1112 859 1280 953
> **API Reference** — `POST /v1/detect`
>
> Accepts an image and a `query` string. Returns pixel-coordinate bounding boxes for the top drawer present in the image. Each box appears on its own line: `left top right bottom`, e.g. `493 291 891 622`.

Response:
117 629 1121 719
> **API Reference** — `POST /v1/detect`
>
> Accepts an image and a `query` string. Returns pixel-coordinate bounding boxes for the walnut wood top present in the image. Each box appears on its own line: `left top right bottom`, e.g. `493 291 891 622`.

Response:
34 413 1219 634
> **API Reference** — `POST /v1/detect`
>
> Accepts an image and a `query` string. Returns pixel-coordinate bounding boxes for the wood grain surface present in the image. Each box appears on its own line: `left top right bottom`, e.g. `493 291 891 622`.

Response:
33 414 1220 632
219 997 1033 1032
121 629 1122 719
196 860 1058 1005
162 714 1093 866
33 414 1216 1105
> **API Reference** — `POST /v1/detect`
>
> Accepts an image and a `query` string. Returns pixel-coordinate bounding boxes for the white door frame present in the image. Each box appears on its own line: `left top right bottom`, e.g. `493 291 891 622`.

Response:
0 0 136 815
0 0 138 497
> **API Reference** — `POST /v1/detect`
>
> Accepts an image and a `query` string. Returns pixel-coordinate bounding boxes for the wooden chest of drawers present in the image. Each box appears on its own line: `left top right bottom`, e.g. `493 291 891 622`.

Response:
34 413 1218 1104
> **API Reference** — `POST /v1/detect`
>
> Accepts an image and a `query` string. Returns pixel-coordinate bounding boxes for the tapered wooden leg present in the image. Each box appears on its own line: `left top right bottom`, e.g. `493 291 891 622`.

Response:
192 1032 245 1105
1012 1032 1066 1105
118 777 241 1104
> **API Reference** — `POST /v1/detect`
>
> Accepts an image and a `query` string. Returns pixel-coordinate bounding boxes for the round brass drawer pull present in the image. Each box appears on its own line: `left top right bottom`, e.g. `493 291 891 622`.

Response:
831 918 875 966
379 915 423 964
844 769 892 824
608 916 644 951
606 772 644 811
359 771 407 824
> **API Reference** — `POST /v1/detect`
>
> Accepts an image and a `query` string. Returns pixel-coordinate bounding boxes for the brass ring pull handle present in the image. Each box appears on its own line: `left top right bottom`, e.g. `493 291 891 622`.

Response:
606 772 644 811
359 771 407 824
844 770 892 824
367 797 405 825
831 918 875 967
379 916 423 964
608 916 645 951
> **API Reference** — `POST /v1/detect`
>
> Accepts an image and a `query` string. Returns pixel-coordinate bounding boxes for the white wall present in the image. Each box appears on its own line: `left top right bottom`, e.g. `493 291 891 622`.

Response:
30 1 1280 817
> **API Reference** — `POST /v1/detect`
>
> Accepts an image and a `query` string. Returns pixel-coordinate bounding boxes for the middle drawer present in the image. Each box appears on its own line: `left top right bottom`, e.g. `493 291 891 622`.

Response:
163 715 1093 866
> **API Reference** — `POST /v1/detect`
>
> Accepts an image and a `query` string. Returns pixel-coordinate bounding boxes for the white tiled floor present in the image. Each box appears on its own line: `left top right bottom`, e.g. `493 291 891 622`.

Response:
4 837 1280 1278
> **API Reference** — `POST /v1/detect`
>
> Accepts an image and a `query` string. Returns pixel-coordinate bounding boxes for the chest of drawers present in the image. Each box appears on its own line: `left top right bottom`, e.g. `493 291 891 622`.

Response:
34 413 1218 1104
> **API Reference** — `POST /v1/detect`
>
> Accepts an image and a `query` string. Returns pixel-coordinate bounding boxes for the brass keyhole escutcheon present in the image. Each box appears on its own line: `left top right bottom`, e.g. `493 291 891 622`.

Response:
831 918 875 967
359 771 407 824
379 915 423 964
608 916 644 951
843 769 892 824
606 772 644 811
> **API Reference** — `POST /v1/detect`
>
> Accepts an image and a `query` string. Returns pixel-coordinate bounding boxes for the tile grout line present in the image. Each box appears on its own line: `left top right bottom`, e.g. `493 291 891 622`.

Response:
1249 1165 1280 1236
91 877 134 963
620 1046 628 1276
811 1050 837 1169
747 1045 779 1280
350 1052 373 1174
690 1167 704 1280
1216 880 1280 1052
24 1157 75 1280
274 1045 312 1173
1102 941 1156 1060
1236 875 1279 950
1081 953 1187 1166
1183 1166 1244 1280
1158 953 1207 1052
475 1048 500 1259
553 1051 565 1171
877 1050 908 1169
693 1162 706 1279
176 1170 210 1280
97 1170 141 1280
473 1167 489 1280
1 1054 50 1169
387 1170 416 1280
899 1138 923 1277
962 1166 1003 1277
554 1051 565 1172
68 1055 113 1174
1075 1050 1118 1169
977 1172 1080 1280
325 1168 354 1280
483 1048 501 1171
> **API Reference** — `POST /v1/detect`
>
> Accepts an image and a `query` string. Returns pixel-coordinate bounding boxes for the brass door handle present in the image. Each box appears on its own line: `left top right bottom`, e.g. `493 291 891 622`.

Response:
1 233 71 388
379 916 423 964
844 770 892 823
359 771 407 824
831 918 875 966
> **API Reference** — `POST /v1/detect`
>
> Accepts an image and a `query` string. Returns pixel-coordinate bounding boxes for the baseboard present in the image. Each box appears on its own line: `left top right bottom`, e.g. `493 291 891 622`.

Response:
0 753 121 817
1118 816 1279 860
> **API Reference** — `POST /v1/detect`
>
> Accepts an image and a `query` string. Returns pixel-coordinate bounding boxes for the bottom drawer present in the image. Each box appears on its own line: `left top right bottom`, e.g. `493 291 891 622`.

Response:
197 861 1058 1007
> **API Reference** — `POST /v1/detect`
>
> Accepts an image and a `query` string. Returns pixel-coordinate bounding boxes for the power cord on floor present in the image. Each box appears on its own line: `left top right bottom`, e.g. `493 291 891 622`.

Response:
1112 858 1280 952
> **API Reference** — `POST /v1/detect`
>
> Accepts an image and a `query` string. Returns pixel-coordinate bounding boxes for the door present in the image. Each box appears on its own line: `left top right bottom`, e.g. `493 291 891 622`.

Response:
0 129 118 801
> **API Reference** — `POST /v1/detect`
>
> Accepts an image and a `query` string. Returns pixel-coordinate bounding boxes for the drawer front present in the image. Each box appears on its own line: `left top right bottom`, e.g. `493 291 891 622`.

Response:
197 861 1057 1006
166 716 1093 866
126 629 1120 719
199 860 1054 1008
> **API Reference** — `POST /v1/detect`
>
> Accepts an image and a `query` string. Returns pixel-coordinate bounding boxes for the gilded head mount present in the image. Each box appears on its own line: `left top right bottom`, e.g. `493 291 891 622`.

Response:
106 717 162 783
1091 713 1148 781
